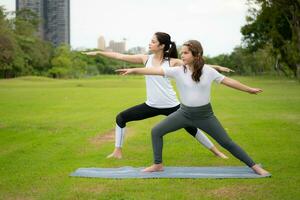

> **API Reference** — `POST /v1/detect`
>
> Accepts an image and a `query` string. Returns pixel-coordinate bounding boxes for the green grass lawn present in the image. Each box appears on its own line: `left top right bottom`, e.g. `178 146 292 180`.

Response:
0 75 299 200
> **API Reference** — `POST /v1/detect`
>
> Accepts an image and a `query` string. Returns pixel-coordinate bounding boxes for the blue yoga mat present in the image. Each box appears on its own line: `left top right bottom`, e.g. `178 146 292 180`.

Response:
70 166 271 179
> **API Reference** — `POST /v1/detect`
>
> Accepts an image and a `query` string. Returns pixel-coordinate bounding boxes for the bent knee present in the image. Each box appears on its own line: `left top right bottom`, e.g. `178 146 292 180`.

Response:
116 113 125 128
151 126 160 135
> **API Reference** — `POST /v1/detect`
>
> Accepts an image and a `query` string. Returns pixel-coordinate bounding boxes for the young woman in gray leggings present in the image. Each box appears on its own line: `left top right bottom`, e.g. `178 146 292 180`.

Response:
116 40 270 176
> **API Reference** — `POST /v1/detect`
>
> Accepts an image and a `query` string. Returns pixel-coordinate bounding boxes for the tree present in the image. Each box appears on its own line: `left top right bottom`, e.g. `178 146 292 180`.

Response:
48 45 88 78
241 0 300 78
14 8 52 76
0 6 26 78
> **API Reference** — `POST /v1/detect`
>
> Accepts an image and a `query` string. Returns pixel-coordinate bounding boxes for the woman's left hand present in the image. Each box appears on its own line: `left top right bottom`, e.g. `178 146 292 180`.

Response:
115 68 135 75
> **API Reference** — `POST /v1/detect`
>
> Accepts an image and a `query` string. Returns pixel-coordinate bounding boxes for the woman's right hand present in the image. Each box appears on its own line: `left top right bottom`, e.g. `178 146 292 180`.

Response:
248 87 263 94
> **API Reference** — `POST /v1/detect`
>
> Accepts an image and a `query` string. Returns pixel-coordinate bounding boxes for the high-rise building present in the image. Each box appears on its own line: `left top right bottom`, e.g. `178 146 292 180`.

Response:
16 0 45 38
44 0 70 46
97 36 105 50
16 0 70 46
108 40 126 53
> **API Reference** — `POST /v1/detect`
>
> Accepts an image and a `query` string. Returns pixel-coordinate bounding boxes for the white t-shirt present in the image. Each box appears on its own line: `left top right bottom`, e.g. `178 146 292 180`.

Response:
162 65 225 107
145 55 180 108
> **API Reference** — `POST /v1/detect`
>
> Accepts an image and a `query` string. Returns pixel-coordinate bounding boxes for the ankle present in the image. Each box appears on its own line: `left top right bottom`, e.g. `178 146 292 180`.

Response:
154 163 163 168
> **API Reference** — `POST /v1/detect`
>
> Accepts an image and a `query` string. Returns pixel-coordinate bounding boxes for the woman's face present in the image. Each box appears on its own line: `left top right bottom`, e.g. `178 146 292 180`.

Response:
180 46 194 65
148 35 164 52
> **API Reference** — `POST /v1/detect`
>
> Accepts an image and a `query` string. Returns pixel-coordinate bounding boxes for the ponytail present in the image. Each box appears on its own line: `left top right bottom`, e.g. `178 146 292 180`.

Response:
168 41 178 59
154 32 178 60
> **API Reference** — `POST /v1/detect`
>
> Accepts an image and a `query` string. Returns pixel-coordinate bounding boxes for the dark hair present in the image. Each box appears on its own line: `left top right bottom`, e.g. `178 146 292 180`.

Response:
154 32 178 60
183 40 205 82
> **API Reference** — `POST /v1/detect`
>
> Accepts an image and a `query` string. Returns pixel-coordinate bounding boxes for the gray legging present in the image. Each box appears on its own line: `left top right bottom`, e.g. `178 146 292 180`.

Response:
151 103 256 167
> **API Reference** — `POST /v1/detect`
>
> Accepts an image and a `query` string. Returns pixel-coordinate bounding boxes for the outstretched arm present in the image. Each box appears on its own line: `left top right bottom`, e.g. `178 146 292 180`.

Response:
82 51 147 64
116 67 164 76
170 59 234 73
209 64 235 73
221 77 263 94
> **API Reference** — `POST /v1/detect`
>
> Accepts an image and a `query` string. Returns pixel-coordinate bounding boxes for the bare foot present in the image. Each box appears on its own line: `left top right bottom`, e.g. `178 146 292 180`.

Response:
106 148 122 159
251 164 270 176
142 164 164 172
210 146 229 159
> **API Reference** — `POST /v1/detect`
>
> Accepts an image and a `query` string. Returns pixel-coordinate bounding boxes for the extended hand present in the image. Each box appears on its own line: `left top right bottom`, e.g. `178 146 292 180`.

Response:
248 88 263 94
115 68 134 75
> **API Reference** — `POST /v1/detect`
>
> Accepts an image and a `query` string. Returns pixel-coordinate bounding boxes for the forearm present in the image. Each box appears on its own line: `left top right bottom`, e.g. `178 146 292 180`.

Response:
209 64 220 70
131 67 164 76
208 64 233 73
221 77 252 93
85 51 144 64
95 51 123 60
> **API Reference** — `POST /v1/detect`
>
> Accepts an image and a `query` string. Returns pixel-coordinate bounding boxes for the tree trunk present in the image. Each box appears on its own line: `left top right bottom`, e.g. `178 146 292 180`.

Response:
274 56 280 75
278 63 289 77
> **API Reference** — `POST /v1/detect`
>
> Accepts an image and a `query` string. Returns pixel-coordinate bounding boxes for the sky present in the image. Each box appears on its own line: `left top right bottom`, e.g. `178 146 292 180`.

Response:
0 0 250 56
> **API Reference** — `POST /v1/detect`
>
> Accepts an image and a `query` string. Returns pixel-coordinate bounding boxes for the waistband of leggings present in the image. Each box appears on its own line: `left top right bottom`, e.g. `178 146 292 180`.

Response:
180 103 212 112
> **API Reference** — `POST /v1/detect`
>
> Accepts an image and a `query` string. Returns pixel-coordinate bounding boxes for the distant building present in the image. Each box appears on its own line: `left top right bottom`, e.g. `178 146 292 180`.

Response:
45 0 70 46
16 0 45 38
108 40 126 53
97 36 106 50
16 0 70 46
128 46 147 54
95 36 127 53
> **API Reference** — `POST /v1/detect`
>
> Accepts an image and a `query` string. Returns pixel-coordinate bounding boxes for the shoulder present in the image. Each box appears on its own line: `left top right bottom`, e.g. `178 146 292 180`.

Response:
203 64 225 82
142 54 150 60
203 64 213 71
202 64 217 73
171 65 184 71
143 54 151 65
163 65 184 76
171 65 184 74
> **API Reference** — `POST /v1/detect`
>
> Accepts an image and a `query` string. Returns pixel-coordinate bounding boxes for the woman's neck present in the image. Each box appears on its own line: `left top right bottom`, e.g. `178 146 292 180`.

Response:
186 64 194 71
153 51 164 62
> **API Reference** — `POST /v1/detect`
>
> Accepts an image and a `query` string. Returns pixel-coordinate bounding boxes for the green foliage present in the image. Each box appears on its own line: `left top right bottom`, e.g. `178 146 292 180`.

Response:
241 0 300 78
48 45 87 78
206 45 283 76
0 6 22 78
0 7 53 78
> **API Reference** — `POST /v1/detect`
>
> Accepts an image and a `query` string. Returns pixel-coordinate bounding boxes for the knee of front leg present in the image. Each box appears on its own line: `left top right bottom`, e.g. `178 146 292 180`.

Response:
151 126 161 137
116 112 125 127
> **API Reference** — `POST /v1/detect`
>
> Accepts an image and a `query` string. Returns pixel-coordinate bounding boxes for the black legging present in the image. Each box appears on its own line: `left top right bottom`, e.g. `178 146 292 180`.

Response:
116 103 198 137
